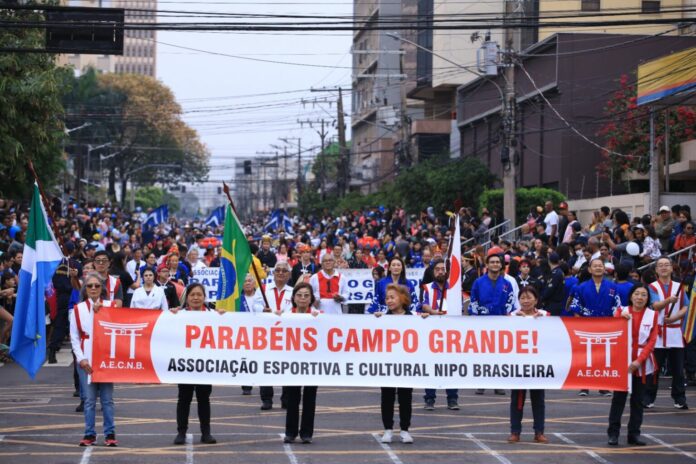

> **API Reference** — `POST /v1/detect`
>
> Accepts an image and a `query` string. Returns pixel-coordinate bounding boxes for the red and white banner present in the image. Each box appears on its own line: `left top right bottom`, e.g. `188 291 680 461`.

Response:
91 308 632 391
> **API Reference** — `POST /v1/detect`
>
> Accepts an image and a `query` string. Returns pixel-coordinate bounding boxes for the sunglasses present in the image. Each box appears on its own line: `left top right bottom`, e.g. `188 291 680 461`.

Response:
86 284 102 289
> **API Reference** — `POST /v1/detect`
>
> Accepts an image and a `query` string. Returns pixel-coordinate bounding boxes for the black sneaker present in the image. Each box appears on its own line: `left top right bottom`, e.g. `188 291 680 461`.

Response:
447 400 460 410
301 436 312 444
75 401 84 412
475 389 485 395
424 400 435 410
494 389 506 395
674 402 689 410
607 435 619 446
578 390 589 397
201 434 217 444
173 432 186 445
73 390 80 398
599 390 613 397
283 435 296 444
260 401 273 410
47 349 57 364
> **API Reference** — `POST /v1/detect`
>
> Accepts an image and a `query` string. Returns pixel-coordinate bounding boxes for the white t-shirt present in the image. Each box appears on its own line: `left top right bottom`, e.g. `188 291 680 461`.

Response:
544 210 559 236
130 286 169 310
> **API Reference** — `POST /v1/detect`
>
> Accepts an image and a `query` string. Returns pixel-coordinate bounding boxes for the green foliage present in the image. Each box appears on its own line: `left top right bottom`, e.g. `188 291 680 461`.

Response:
299 155 497 215
479 187 566 224
0 3 71 197
135 186 180 213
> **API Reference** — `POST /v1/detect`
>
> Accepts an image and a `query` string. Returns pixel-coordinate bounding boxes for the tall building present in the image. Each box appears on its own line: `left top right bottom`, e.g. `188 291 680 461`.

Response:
351 0 423 193
62 0 156 76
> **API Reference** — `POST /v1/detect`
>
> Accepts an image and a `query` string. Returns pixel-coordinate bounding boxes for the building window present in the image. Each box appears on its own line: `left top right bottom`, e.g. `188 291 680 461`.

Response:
581 0 600 11
642 0 660 13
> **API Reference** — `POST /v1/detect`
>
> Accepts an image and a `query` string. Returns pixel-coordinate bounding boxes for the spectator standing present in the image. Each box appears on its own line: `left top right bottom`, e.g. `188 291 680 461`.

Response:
309 254 348 315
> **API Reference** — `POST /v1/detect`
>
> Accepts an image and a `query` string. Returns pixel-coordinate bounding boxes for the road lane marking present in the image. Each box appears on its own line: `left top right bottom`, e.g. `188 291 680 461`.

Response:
465 433 512 464
554 433 612 464
279 433 299 464
185 433 194 464
371 432 404 464
645 434 696 461
79 446 93 464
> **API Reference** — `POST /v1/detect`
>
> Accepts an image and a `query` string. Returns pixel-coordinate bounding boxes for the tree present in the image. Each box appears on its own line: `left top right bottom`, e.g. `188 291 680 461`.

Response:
64 71 210 205
134 186 180 213
0 4 71 197
597 74 696 179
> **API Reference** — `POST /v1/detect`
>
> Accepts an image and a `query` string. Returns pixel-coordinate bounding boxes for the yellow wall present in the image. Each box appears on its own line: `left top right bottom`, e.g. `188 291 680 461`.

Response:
539 0 689 40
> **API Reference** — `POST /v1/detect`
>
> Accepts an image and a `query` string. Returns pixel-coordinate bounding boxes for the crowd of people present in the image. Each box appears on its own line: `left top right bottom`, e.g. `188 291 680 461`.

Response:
0 196 694 448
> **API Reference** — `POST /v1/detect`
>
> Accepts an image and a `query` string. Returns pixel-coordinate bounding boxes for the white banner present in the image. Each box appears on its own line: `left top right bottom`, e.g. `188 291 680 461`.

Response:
191 267 425 304
91 309 632 391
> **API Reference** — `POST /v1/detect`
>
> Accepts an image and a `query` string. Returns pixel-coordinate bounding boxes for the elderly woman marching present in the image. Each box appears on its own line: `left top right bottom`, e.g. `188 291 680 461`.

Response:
70 272 119 447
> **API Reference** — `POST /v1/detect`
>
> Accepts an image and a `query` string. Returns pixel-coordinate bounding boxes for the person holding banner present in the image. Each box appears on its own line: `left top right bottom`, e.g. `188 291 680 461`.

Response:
283 283 321 444
607 284 659 447
310 254 347 315
375 284 424 444
643 257 689 410
508 286 549 444
129 268 168 310
69 273 119 447
256 261 294 410
421 258 459 410
172 283 221 445
569 258 621 397
367 257 418 314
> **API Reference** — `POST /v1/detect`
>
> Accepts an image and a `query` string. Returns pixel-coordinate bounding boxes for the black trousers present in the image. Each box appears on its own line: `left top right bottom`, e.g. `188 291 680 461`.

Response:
284 386 318 439
644 348 686 404
510 389 545 434
380 387 412 431
177 384 212 433
260 386 287 403
48 296 70 351
609 374 650 437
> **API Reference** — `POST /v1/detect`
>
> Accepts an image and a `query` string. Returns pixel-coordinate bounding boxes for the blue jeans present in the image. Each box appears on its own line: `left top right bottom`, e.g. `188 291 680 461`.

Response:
424 389 458 402
77 365 115 437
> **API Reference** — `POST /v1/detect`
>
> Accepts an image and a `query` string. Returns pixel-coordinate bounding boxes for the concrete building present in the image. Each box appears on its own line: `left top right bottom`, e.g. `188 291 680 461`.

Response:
351 0 423 193
62 0 156 76
539 0 696 40
456 33 696 200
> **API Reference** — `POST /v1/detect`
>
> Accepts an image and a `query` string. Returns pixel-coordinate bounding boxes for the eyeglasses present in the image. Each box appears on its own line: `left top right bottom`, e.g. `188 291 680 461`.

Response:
295 293 311 298
94 259 109 264
85 284 101 289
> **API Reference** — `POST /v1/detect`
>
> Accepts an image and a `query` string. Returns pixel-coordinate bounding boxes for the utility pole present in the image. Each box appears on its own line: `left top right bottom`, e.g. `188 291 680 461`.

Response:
299 118 330 199
648 109 659 214
310 86 350 197
256 151 279 210
502 0 521 229
336 87 348 196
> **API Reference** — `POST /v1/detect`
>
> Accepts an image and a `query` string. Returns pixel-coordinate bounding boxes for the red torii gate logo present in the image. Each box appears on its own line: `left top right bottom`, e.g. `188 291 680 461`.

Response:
98 321 150 359
573 330 623 368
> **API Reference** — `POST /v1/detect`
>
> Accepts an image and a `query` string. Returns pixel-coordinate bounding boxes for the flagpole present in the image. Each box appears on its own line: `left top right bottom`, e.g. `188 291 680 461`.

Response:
26 160 68 258
439 214 456 312
222 182 271 309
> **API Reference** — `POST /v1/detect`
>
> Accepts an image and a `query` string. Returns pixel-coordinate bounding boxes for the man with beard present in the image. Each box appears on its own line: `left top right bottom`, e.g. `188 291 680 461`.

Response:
421 259 459 410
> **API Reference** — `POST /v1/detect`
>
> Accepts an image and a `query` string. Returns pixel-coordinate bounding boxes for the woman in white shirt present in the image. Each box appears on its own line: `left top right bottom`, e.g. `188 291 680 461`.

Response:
130 268 169 310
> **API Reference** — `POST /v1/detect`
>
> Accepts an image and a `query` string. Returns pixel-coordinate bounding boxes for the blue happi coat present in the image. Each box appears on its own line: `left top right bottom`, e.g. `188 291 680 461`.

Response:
569 278 621 317
468 274 515 316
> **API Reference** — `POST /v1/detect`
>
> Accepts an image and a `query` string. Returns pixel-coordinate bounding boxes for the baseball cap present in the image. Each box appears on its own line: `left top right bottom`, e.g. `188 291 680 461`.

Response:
658 205 670 213
559 202 568 210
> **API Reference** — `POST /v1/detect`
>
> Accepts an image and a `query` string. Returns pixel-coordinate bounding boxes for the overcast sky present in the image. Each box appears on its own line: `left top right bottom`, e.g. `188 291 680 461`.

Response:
155 1 353 184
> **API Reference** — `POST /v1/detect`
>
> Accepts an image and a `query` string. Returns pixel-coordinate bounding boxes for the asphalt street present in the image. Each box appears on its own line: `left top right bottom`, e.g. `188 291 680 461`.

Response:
1 349 695 464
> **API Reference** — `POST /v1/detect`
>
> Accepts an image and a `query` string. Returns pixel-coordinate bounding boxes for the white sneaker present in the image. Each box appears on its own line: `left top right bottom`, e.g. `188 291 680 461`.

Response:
400 430 414 444
381 430 393 443
644 402 654 409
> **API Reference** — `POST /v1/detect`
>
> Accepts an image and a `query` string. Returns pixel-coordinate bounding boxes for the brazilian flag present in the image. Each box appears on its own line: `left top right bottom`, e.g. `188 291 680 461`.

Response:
216 205 252 311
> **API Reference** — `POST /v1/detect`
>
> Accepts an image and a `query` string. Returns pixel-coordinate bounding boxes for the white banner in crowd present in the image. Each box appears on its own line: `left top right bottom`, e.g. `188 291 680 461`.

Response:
91 309 631 391
190 267 425 304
